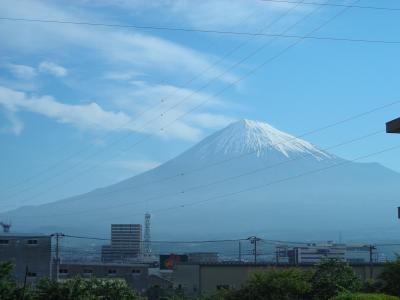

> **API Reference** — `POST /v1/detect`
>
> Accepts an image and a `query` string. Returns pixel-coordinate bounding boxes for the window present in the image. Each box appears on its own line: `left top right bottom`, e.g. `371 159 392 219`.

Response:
108 269 117 275
59 269 68 274
27 272 37 277
132 269 141 275
0 239 9 245
27 239 38 245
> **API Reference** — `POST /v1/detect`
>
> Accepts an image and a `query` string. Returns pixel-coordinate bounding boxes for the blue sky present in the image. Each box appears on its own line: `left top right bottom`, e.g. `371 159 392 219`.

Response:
0 0 400 211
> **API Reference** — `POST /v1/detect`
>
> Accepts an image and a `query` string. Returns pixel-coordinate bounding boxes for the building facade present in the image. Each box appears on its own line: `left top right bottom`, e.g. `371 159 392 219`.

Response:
277 243 372 265
287 244 346 265
102 224 142 263
0 233 52 284
173 262 386 297
58 262 156 293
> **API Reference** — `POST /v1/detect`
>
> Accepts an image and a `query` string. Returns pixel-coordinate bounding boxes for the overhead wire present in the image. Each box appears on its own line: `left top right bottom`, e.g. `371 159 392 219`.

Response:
5 0 394 222
2 14 400 43
83 100 400 196
1 5 263 195
1 0 309 203
1 0 328 207
139 143 400 220
6 0 379 211
260 0 400 12
38 128 384 218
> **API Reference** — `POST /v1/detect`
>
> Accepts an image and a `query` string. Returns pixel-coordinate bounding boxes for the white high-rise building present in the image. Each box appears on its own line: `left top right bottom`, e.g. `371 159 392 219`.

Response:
102 224 142 262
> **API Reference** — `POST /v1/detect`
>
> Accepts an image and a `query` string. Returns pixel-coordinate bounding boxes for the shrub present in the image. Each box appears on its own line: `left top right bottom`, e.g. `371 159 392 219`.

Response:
310 258 361 300
379 259 400 296
330 292 400 300
226 268 311 300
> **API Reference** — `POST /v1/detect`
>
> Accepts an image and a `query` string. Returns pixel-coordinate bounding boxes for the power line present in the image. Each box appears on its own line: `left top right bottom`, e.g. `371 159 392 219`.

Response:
77 100 400 198
39 134 398 221
260 0 400 12
43 128 383 219
63 234 248 244
57 233 400 251
2 100 166 195
1 5 263 195
141 143 400 219
1 1 366 210
1 17 400 45
1 2 325 207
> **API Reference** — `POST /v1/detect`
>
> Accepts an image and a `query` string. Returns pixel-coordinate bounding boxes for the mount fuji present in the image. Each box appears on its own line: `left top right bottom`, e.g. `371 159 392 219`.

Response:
2 119 400 241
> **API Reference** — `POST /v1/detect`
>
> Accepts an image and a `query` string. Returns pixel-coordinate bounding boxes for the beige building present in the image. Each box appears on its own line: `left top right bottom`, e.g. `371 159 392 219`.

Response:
173 262 387 297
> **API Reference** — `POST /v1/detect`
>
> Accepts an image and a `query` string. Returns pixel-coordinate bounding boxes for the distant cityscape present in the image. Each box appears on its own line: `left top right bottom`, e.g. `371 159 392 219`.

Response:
0 212 397 297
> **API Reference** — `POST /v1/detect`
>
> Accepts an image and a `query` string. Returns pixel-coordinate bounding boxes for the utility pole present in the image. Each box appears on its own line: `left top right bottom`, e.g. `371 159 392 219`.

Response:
51 233 64 281
248 236 261 264
368 244 376 279
276 247 281 265
22 266 28 300
238 241 242 262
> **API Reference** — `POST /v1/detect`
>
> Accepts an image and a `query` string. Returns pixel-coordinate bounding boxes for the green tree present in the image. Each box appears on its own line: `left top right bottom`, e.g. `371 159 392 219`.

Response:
0 261 35 300
35 276 144 300
226 268 311 300
330 292 400 300
0 262 18 300
310 258 361 300
378 259 400 296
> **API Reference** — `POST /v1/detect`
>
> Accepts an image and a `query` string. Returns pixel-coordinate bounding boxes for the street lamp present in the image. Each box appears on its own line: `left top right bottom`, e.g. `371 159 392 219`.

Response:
386 117 400 134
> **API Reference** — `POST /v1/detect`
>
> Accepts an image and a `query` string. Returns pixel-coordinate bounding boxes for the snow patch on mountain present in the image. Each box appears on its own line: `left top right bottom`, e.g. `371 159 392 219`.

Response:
192 119 331 160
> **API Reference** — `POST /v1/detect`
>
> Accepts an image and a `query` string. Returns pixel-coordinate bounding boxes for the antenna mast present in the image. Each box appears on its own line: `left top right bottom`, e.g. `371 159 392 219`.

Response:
0 221 11 233
143 213 152 257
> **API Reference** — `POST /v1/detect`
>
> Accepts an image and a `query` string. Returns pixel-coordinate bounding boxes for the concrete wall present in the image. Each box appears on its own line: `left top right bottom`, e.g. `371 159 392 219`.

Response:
0 234 51 285
173 264 200 297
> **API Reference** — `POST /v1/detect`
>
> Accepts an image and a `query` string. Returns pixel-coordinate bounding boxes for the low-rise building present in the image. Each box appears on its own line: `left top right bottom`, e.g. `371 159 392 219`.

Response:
187 252 218 263
173 262 386 297
277 243 372 265
0 232 52 284
286 243 346 265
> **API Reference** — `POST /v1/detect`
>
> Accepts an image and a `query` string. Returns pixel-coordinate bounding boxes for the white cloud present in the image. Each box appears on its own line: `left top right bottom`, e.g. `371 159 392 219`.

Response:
108 159 160 172
0 1 241 140
6 63 37 79
39 61 68 77
0 0 237 84
0 86 233 141
167 0 295 29
88 0 305 31
0 86 131 131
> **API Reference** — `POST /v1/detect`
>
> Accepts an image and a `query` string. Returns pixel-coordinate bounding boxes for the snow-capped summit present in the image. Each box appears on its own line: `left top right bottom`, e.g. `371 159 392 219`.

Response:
189 119 331 160
2 117 400 241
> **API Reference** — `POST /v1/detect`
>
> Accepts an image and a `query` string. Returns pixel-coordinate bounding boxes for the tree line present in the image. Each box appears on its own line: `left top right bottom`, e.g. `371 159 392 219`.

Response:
2 259 400 299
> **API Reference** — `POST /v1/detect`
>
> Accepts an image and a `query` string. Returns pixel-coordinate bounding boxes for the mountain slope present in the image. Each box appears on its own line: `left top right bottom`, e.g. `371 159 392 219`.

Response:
2 119 399 241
